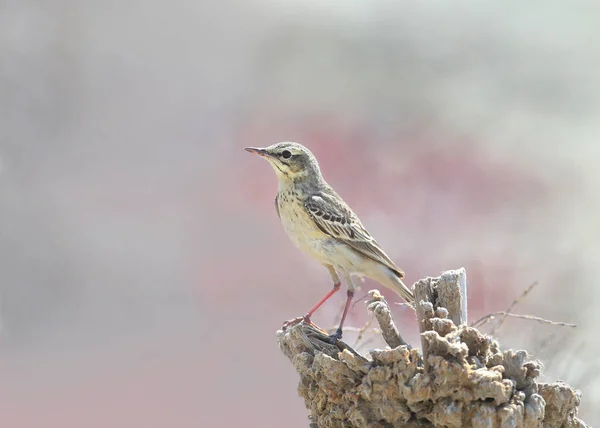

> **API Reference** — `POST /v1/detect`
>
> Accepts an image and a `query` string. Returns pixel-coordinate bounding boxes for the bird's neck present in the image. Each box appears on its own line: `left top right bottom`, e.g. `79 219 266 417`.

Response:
278 173 326 194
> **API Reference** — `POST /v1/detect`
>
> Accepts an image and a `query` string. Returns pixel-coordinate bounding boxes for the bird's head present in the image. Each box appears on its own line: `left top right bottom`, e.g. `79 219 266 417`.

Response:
244 142 322 182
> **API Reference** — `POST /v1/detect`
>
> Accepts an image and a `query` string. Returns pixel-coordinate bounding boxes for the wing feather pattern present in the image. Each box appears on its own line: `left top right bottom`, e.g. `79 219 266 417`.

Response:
303 193 404 278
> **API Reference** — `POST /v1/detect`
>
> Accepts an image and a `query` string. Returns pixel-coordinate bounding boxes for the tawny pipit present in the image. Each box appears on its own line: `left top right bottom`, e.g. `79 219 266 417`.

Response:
245 142 414 340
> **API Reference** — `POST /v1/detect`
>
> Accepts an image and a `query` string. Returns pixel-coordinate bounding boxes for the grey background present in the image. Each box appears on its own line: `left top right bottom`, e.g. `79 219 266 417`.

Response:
1 0 599 426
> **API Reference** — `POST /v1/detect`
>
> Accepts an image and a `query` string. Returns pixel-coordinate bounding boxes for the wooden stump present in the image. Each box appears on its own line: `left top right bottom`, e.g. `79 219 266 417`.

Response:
276 268 588 428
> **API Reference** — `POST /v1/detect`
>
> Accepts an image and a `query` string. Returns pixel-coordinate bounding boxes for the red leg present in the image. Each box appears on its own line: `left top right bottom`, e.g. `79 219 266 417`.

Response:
330 289 354 341
282 282 341 331
304 282 341 320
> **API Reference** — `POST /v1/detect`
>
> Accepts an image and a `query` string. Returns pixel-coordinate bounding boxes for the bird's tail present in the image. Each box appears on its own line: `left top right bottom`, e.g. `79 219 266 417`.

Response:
370 265 415 305
386 272 415 304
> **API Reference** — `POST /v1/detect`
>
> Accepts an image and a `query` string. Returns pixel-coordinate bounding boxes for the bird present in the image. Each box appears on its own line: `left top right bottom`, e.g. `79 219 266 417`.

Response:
245 142 414 341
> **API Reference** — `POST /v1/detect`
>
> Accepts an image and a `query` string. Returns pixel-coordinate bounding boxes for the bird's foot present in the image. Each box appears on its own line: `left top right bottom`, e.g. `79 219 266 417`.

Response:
327 328 343 344
282 315 328 335
281 316 304 331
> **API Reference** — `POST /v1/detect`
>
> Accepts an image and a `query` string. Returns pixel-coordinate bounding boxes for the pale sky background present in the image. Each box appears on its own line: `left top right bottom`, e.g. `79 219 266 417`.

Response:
1 0 599 426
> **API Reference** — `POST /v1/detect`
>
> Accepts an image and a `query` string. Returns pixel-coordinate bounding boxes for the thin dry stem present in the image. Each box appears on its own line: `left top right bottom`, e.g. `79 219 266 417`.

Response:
490 281 538 335
352 316 375 349
472 312 577 329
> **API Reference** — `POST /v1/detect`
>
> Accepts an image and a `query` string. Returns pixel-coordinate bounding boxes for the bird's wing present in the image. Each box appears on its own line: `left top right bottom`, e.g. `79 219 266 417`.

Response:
274 194 280 219
304 193 404 278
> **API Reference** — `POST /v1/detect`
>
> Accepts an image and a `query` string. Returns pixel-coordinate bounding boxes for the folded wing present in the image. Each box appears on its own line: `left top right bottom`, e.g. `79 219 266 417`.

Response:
304 192 405 278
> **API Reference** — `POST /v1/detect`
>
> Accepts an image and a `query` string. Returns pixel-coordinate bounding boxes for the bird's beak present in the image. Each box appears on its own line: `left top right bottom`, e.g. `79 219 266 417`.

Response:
244 147 270 158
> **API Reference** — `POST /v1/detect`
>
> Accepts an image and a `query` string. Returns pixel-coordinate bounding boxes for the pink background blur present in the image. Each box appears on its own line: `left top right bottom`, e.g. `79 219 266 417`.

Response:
1 0 599 426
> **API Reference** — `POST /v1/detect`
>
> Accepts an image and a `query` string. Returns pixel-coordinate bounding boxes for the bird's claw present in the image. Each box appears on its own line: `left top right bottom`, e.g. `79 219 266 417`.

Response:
282 315 329 335
282 316 304 331
327 328 343 344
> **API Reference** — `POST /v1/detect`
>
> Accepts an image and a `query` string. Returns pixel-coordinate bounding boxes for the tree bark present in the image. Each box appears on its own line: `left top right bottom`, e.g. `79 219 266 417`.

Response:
277 269 588 428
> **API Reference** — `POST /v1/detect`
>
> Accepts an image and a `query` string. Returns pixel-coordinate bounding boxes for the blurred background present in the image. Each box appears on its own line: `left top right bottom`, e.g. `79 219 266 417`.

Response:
1 0 599 426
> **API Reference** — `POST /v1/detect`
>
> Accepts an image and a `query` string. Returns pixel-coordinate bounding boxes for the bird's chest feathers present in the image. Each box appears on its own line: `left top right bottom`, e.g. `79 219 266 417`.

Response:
276 188 324 252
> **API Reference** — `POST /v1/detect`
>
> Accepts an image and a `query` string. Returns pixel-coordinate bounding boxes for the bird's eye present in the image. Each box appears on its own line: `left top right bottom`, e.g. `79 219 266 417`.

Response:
281 150 292 159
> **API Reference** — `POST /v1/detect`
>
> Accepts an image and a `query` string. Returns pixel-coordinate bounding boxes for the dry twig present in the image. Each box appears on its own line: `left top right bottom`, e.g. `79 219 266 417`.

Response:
491 281 538 335
470 281 576 333
366 289 409 348
471 312 577 329
352 316 375 349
